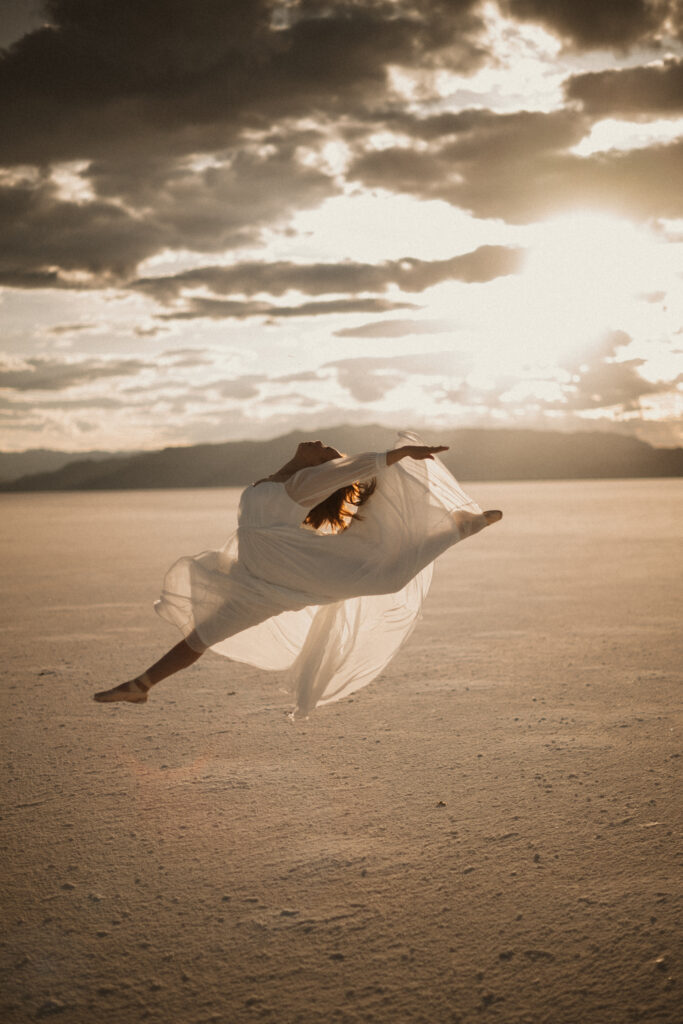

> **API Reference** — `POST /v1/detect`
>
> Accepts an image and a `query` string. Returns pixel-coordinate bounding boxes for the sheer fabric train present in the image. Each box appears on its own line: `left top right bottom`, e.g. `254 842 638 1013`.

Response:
155 431 482 717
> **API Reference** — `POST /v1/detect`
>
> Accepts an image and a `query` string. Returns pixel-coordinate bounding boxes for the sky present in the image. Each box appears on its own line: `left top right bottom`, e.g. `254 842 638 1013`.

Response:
0 0 682 453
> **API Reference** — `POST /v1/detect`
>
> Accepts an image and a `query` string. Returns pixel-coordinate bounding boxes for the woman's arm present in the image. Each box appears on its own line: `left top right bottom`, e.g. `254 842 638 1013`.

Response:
386 444 448 466
285 451 387 509
285 445 449 508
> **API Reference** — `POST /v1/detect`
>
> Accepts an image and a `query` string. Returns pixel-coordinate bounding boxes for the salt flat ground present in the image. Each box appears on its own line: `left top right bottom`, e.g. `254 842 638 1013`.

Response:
1 480 681 1024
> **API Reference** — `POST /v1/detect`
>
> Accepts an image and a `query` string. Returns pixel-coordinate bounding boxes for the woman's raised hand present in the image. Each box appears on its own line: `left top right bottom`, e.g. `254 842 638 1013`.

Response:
386 445 448 466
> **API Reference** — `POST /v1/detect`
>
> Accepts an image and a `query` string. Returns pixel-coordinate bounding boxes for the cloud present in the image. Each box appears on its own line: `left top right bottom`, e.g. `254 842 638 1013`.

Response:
214 376 266 400
0 149 336 285
565 358 673 410
133 325 167 338
0 2 676 296
334 319 455 338
48 322 96 335
325 351 470 402
86 146 335 254
0 356 150 391
552 332 678 411
0 394 126 411
566 58 683 116
133 246 523 304
349 109 683 223
396 107 588 154
274 370 323 384
500 0 667 50
0 1 680 453
562 329 633 369
160 297 419 321
0 180 164 284
330 366 402 403
331 328 678 416
0 1 485 167
259 391 319 407
0 1 44 49
0 269 71 289
159 348 213 369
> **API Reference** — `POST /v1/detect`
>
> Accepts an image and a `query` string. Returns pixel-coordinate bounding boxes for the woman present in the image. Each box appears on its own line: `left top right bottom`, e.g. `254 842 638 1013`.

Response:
94 431 501 717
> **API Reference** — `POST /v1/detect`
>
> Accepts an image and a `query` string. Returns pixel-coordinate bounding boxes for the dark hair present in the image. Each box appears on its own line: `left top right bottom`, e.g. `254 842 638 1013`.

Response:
304 478 377 532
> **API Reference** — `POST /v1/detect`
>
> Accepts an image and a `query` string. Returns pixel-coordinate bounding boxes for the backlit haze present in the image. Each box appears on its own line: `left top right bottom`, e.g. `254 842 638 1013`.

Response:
1 0 682 453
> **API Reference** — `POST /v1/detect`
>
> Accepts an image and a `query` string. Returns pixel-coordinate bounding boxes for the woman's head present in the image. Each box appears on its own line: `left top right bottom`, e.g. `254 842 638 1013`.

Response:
295 439 342 467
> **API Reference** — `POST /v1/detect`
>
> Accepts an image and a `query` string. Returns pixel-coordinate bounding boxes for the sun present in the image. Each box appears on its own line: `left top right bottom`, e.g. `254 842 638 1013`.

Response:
513 211 663 364
418 210 670 376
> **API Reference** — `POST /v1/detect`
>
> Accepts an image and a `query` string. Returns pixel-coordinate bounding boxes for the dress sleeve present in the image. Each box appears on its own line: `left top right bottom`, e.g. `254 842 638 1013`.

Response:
284 451 387 509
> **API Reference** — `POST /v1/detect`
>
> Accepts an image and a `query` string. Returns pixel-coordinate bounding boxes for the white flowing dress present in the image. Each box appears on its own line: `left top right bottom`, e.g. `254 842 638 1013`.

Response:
155 431 484 717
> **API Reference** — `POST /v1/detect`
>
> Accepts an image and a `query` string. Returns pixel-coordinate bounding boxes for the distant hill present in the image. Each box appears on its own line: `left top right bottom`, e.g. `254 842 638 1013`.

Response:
0 448 133 483
1 427 681 492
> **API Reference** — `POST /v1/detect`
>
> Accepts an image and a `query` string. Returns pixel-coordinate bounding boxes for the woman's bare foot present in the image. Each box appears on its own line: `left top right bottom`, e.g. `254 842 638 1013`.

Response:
483 509 503 525
93 678 150 704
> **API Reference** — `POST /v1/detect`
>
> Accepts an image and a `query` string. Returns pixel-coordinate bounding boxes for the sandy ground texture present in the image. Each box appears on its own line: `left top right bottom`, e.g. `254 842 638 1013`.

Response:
1 480 681 1024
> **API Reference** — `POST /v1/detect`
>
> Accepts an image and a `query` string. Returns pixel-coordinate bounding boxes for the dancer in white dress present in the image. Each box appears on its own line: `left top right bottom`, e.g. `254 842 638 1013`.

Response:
94 431 501 717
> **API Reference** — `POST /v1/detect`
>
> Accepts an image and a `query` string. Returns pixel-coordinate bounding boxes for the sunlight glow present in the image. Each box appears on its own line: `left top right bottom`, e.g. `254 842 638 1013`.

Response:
513 213 669 361
50 161 95 203
285 190 519 262
571 118 683 156
419 211 676 374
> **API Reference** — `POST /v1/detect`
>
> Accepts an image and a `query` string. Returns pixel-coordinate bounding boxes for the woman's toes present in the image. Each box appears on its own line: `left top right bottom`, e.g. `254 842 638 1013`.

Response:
93 681 148 703
483 509 503 525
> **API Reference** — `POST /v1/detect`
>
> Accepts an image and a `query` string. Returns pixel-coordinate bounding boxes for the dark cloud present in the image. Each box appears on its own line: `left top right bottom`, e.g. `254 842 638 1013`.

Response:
401 107 588 155
48 322 95 335
349 109 683 223
133 325 167 338
0 1 44 49
347 108 588 219
0 1 677 297
86 146 335 253
160 296 419 321
334 319 455 338
566 57 683 116
0 148 335 286
0 356 150 391
0 394 126 410
133 246 523 303
0 0 485 167
0 269 71 289
501 0 668 50
0 180 163 284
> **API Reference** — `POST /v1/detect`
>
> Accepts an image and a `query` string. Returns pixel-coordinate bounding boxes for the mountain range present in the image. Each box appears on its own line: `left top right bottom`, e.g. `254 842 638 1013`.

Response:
0 448 130 483
1 427 681 492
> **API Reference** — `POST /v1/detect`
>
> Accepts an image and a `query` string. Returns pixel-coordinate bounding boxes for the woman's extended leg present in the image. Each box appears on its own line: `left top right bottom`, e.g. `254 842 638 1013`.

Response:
93 638 206 704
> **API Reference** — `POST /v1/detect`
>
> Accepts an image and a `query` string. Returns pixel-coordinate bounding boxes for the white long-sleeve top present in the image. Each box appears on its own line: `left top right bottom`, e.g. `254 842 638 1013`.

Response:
284 451 387 509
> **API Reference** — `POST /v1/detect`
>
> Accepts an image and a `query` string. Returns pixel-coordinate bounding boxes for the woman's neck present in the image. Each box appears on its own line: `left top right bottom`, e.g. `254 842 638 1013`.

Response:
268 457 301 481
